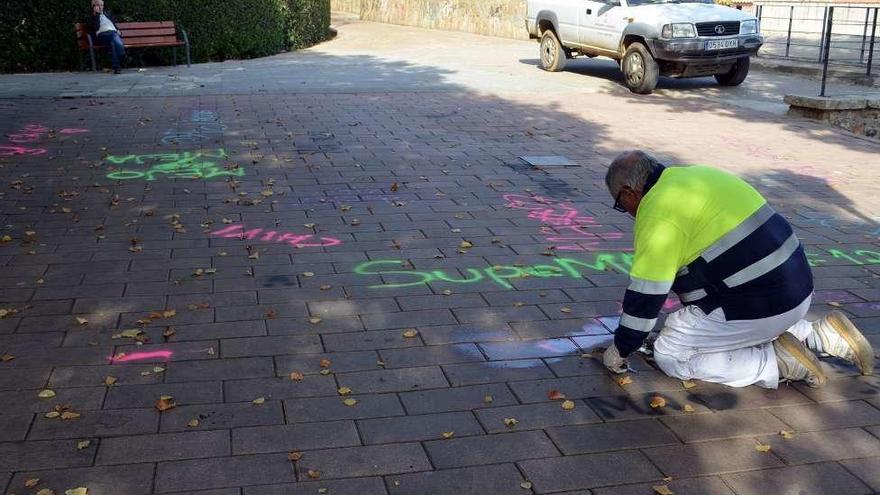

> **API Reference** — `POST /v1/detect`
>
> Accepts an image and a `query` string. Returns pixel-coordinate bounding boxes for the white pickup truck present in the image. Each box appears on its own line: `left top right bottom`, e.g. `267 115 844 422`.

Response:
526 0 763 93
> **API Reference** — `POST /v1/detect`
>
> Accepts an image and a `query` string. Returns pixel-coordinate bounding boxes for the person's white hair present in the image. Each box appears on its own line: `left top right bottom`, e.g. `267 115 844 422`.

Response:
605 150 662 197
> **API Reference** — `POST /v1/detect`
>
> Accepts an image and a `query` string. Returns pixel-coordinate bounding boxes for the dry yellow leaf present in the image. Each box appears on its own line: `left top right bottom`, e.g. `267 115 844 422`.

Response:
289 371 305 382
459 240 473 249
76 440 91 450
319 284 332 290
561 400 576 410
75 317 88 326
187 419 200 428
503 417 518 427
288 451 303 461
45 411 61 419
681 380 697 389
520 481 533 490
319 359 331 368
162 309 177 318
343 398 357 406
318 488 328 494
104 376 117 386
652 484 675 495
442 289 453 296
780 430 795 439
617 376 633 386
548 390 566 400
828 301 841 307
36 489 56 495
650 396 667 409
25 478 40 487
755 443 772 453
116 329 143 339
484 394 494 404
252 397 266 405
302 272 315 277
309 317 322 324
65 489 88 495
441 431 455 439
38 389 56 398
337 387 352 396
307 469 321 479
60 411 81 420
683 404 696 413
156 396 176 412
513 302 525 308
319 369 332 376
560 307 572 313
403 329 418 338
1 353 14 361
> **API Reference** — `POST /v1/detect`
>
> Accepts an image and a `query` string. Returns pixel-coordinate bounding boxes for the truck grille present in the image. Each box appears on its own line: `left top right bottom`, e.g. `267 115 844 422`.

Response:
695 21 740 37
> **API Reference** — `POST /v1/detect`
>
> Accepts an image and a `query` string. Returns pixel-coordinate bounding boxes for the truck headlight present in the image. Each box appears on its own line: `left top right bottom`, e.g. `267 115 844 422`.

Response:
661 23 696 38
740 19 758 34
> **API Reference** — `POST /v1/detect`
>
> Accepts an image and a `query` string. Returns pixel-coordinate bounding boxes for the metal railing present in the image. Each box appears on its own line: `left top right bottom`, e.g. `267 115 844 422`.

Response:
755 3 877 92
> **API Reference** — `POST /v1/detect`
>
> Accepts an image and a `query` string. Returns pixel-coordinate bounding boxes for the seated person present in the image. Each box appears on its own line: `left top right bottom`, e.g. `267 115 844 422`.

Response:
89 0 125 74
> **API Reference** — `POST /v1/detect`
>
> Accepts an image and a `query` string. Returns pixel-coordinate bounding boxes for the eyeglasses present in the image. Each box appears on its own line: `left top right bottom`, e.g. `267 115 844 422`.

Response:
612 190 627 213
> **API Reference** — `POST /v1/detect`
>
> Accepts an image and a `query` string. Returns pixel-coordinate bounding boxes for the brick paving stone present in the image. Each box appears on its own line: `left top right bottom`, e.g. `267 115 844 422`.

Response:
358 411 484 444
643 438 784 477
224 376 338 402
275 350 380 375
245 478 388 495
592 476 736 495
386 463 525 495
475 401 602 433
293 443 431 480
29 408 158 440
114 341 219 363
519 450 662 493
160 400 285 432
543 355 606 376
479 338 579 360
661 409 792 443
0 438 96 471
284 394 406 423
0 347 113 368
511 319 609 340
721 462 873 495
378 343 485 368
361 309 457 330
841 457 880 491
336 366 449 393
0 386 105 415
221 335 323 358
49 364 163 388
323 330 424 352
165 357 275 382
509 376 620 403
96 430 230 465
0 413 32 441
688 381 814 411
425 430 558 468
396 293 488 311
267 315 365 335
767 400 880 431
104 382 222 409
10 464 155 495
442 359 555 386
232 421 361 454
547 419 680 454
156 454 295 492
399 383 519 414
793 374 880 402
417 324 518 345
756 427 880 464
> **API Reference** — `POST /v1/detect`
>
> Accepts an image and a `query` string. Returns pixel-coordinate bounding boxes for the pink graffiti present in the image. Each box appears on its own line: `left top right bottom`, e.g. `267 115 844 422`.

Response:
0 145 46 157
209 224 342 248
110 350 173 363
504 193 626 251
7 124 49 143
58 128 89 135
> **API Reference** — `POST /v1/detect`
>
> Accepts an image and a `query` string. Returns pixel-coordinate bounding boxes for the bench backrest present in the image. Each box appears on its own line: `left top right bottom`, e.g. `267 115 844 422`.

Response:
75 21 178 49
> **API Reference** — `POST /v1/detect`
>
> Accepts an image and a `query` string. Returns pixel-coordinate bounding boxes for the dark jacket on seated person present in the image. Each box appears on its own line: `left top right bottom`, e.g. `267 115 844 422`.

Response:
89 11 120 36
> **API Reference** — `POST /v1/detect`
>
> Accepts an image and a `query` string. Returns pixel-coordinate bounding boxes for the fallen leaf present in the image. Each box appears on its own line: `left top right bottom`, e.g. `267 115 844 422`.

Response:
513 302 525 308
681 380 697 389
162 309 177 318
319 284 332 290
829 301 841 307
307 469 321 479
288 451 303 461
548 390 566 400
319 369 332 375
1 353 14 361
402 329 418 338
663 477 673 482
459 240 473 249
25 478 40 488
390 182 399 192
302 272 315 277
337 387 352 396
780 430 794 439
38 389 56 398
617 376 633 386
114 329 143 339
560 307 572 313
76 440 91 450
252 397 266 405
319 359 331 368
309 317 322 324
483 394 494 404
520 481 533 490
163 327 176 339
289 371 305 381
187 419 200 428
104 376 117 386
683 404 696 413
652 484 674 495
304 223 316 228
755 443 772 453
650 396 667 409
442 289 453 296
36 489 56 495
343 398 357 406
45 411 61 419
561 400 576 410
155 396 176 412
75 317 88 326
65 489 88 495
318 489 328 494
441 431 455 439
60 411 81 420
503 417 519 427
265 309 278 319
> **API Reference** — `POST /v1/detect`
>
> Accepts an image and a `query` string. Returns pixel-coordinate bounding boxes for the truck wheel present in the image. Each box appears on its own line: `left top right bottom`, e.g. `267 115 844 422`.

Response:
622 42 659 94
715 57 750 86
539 30 566 72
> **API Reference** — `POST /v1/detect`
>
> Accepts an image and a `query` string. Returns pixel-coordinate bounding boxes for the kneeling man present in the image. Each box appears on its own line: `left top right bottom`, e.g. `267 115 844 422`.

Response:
602 150 873 388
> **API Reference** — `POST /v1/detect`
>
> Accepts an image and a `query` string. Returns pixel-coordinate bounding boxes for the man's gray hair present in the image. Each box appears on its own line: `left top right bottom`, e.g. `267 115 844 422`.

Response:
605 150 662 197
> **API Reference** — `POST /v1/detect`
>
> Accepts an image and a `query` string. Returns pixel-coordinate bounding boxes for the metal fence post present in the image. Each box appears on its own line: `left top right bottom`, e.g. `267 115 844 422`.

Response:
861 8 870 63
820 6 834 97
785 5 794 58
818 6 829 63
867 7 877 77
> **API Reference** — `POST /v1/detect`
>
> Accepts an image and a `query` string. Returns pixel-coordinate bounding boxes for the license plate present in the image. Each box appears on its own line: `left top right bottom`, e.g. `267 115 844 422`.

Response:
706 39 738 51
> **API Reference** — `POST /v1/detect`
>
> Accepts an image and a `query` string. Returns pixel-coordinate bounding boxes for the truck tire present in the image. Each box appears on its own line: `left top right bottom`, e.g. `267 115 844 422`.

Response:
622 42 659 94
715 56 750 86
539 30 566 72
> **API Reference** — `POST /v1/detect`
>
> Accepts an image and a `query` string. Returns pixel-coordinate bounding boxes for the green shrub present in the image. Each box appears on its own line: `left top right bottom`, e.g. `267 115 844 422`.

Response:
0 0 331 73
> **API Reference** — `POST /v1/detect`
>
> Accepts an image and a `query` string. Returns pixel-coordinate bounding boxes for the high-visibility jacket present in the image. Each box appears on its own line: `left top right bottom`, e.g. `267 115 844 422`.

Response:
614 165 813 356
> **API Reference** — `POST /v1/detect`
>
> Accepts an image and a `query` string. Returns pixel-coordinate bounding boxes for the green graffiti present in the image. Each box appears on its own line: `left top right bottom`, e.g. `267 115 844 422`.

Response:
355 254 635 290
105 149 244 181
807 249 880 267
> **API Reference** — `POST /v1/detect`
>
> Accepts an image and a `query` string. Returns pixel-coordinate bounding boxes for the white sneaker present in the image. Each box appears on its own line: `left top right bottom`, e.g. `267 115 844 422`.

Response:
774 333 827 388
809 310 874 375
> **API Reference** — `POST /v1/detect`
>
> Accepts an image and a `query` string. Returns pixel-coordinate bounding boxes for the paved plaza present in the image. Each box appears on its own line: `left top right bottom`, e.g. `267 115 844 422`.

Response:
1 15 880 495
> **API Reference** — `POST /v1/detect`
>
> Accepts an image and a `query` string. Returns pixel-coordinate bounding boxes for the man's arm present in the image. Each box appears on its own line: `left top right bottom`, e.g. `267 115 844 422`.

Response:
614 216 685 356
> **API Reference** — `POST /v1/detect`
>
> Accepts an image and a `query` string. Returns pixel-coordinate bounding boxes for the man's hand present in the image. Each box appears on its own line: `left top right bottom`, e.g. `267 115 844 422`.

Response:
602 344 628 374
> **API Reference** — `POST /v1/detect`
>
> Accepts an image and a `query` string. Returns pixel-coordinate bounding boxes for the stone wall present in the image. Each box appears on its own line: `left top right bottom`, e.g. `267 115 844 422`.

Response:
331 0 530 40
785 94 880 139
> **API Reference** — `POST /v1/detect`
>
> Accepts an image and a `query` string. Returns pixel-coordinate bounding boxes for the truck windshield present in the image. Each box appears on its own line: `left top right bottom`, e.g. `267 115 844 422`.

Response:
627 0 714 5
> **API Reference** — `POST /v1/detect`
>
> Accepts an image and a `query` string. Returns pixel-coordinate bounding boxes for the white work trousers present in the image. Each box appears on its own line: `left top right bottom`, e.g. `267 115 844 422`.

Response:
653 295 813 388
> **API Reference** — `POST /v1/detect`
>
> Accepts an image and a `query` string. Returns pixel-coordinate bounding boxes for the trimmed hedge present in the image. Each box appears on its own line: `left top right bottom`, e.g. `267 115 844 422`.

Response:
0 0 331 73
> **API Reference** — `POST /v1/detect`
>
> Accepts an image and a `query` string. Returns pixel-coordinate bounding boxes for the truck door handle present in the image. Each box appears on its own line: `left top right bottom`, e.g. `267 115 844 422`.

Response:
586 8 592 14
